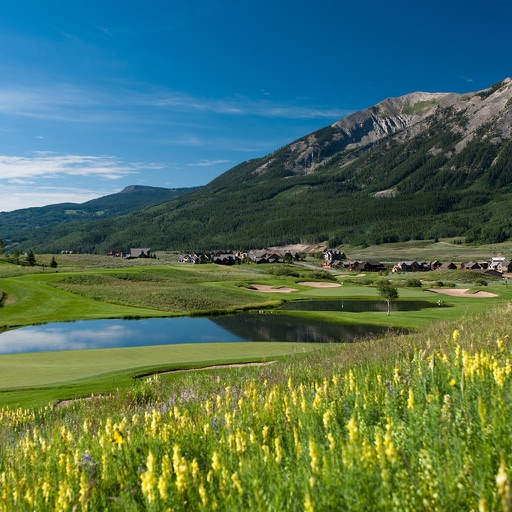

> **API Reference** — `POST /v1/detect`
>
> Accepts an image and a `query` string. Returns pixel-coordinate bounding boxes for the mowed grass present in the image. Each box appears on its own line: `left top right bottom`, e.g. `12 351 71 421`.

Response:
0 342 318 408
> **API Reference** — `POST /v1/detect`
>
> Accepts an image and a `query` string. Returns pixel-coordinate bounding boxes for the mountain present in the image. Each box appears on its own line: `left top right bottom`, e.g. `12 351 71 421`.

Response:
0 185 196 250
4 78 512 252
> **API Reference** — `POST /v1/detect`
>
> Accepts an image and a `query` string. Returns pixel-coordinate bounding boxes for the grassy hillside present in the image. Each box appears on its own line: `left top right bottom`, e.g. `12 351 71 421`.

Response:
1 304 511 510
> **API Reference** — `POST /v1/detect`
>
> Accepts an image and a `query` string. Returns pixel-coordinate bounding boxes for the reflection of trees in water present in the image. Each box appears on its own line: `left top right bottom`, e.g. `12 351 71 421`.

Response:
280 300 446 313
212 313 401 343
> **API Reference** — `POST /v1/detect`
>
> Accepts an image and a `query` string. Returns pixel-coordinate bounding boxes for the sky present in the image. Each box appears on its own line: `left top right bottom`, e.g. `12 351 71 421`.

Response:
0 0 511 212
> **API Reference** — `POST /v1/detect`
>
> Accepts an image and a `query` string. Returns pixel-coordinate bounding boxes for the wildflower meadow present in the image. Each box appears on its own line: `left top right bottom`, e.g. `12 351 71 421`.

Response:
2 307 512 510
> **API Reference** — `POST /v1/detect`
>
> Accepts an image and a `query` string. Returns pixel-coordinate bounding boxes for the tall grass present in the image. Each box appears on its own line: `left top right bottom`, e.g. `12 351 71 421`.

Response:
1 305 512 510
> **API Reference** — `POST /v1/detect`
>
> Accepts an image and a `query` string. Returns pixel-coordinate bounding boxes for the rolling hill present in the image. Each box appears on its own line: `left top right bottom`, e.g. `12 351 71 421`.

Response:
0 185 195 250
3 78 512 253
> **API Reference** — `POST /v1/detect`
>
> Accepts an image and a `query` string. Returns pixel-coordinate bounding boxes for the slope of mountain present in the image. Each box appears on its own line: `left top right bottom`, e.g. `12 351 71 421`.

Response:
4 78 512 252
0 185 196 249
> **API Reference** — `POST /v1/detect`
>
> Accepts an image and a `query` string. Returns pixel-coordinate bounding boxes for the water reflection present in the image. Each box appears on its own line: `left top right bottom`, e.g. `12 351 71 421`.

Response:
212 314 397 343
280 299 448 312
0 312 402 354
0 318 244 354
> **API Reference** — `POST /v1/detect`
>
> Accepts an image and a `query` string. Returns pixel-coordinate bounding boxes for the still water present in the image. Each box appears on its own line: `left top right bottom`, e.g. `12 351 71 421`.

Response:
280 299 448 312
0 312 402 355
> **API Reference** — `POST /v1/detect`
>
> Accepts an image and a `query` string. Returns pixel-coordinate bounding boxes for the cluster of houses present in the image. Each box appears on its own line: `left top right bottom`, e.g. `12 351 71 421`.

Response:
323 250 512 277
106 246 512 277
178 250 302 266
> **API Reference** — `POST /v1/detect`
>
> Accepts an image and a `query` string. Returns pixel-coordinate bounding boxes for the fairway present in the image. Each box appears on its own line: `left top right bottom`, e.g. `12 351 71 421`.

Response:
0 341 318 389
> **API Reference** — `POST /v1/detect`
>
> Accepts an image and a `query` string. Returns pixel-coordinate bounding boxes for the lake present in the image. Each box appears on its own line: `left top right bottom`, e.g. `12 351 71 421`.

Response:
0 312 403 354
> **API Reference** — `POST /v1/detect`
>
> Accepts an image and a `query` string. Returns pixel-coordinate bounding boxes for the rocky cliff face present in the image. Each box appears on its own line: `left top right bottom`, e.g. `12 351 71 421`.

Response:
252 78 512 177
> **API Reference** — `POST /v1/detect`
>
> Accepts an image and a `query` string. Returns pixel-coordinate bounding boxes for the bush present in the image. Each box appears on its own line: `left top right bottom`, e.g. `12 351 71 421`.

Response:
269 266 300 278
406 278 423 288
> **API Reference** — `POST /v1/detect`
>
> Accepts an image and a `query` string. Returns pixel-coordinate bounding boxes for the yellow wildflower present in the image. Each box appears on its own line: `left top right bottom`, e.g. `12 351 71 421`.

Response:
211 452 222 472
323 409 333 429
199 484 208 507
231 472 243 494
496 456 510 509
141 451 157 503
407 388 415 410
304 488 314 512
327 432 336 452
309 437 320 474
453 329 460 343
112 430 124 445
346 415 359 444
274 436 283 464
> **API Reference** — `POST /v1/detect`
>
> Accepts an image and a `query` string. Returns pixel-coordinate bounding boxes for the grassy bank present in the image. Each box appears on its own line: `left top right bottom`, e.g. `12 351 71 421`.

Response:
0 342 317 409
0 304 511 510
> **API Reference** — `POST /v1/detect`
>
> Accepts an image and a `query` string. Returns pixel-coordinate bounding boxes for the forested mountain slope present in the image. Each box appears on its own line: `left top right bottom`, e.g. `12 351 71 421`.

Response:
0 186 195 249
5 78 512 252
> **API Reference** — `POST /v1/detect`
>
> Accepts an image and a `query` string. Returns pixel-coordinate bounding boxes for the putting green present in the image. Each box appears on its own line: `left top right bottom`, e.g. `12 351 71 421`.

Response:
0 342 318 389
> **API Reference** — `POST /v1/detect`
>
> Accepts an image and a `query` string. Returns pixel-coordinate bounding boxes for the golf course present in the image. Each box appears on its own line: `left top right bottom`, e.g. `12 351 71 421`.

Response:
0 250 508 408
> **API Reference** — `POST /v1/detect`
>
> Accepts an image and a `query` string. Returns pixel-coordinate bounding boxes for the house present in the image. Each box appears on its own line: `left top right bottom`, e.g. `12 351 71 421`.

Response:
489 257 512 273
323 249 346 268
350 260 386 272
107 250 123 258
247 250 284 264
392 261 422 273
178 253 210 264
437 262 456 270
211 253 241 266
460 262 481 270
126 248 151 259
431 261 442 270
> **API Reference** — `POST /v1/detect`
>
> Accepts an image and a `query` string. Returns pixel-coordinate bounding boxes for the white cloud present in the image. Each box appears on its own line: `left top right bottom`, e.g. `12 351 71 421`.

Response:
0 186 105 212
0 152 164 181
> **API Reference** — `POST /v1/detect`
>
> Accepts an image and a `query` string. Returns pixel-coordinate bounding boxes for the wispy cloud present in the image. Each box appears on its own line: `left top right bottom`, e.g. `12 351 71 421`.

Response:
0 82 349 126
0 152 164 181
148 91 350 119
186 159 231 167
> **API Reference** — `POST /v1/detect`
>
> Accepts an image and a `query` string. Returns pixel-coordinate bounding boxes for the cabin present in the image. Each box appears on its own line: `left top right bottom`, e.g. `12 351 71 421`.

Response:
107 250 123 258
350 260 385 272
437 262 457 270
126 248 151 259
211 253 241 266
460 262 481 270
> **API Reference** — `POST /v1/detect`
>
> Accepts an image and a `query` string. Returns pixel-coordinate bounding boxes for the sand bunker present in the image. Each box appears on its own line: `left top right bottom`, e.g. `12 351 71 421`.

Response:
159 361 277 375
249 284 297 293
427 288 498 298
298 281 341 288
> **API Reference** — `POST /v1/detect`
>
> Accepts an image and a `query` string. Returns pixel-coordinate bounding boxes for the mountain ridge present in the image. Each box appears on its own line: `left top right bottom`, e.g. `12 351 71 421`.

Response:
3 78 512 252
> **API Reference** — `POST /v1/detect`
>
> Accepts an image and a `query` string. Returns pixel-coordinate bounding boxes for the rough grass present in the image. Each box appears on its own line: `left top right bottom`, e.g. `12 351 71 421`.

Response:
1 304 512 509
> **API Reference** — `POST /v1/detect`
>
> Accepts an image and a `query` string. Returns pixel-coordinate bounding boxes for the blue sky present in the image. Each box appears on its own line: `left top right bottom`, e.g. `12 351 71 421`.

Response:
0 0 511 211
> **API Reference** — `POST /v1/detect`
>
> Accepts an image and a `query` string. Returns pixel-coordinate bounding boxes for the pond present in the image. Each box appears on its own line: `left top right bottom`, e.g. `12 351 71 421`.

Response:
0 312 403 354
279 299 449 313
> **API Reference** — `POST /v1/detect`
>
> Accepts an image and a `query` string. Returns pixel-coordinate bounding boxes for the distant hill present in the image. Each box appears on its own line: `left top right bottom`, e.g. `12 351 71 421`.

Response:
4 78 512 252
0 185 196 250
